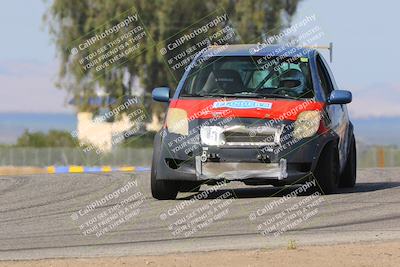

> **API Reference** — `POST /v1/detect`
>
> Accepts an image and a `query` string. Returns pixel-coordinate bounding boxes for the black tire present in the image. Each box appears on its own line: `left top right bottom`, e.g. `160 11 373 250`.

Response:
339 134 357 188
178 181 202 192
151 135 178 200
313 141 339 194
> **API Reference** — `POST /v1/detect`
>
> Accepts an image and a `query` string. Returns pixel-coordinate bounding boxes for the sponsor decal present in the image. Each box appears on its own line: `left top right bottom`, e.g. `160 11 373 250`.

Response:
213 100 272 110
300 57 309 62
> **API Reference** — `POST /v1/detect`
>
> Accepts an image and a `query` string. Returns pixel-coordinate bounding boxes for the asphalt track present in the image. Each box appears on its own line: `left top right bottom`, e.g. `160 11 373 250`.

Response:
0 168 399 260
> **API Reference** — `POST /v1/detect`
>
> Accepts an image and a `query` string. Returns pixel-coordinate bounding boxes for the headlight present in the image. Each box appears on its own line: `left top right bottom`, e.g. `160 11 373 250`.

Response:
293 111 321 139
166 108 188 136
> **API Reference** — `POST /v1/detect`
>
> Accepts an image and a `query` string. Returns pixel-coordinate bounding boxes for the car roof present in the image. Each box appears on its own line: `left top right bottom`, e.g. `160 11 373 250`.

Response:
203 44 315 58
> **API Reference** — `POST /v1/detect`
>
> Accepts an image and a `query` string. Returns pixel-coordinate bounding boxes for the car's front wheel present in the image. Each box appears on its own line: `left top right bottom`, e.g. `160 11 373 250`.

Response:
178 181 202 192
339 134 357 188
313 141 339 194
151 135 178 200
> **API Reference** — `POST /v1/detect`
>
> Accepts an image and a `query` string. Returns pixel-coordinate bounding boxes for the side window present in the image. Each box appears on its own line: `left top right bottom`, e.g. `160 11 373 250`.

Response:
316 55 333 98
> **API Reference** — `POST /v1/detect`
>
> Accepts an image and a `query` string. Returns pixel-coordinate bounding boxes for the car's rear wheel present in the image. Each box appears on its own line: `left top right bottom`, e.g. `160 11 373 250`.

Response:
313 141 339 194
151 135 178 200
339 134 357 188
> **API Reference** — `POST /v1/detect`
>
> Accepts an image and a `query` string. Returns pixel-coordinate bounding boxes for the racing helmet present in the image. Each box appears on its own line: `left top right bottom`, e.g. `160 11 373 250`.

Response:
278 69 306 94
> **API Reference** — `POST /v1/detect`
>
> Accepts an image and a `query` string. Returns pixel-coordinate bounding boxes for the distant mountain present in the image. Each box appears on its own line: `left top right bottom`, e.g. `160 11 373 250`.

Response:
352 117 400 146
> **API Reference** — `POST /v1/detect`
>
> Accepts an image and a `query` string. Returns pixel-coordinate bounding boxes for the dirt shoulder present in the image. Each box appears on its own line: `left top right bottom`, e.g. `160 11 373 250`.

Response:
0 167 46 176
2 241 400 267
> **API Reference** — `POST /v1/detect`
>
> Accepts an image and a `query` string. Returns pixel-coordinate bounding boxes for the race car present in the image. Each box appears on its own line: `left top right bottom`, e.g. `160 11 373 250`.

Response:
151 44 356 200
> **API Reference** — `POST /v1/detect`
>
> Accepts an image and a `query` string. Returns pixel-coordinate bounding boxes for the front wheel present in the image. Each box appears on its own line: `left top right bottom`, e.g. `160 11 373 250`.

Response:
339 134 357 188
151 176 178 200
151 135 178 200
178 181 202 192
313 141 339 194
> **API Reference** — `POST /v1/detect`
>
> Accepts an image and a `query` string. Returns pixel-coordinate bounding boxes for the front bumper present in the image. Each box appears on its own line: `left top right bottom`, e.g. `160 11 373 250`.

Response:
156 137 333 185
155 118 336 185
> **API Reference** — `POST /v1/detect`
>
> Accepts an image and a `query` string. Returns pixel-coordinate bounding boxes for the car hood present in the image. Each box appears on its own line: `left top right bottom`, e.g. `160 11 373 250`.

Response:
169 98 324 121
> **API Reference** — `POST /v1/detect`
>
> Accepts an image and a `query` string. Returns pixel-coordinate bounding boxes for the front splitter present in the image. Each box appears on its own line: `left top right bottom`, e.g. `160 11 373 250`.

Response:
195 157 288 180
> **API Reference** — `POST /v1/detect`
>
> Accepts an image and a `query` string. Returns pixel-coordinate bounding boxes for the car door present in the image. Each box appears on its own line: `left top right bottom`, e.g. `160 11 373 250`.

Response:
316 54 349 170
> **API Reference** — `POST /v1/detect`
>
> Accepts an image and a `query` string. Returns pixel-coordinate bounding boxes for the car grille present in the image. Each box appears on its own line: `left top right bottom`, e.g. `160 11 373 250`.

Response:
200 125 283 147
224 131 275 143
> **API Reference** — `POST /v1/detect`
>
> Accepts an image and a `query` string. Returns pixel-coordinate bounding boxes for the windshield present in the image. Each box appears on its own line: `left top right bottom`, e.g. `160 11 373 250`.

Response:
181 56 314 99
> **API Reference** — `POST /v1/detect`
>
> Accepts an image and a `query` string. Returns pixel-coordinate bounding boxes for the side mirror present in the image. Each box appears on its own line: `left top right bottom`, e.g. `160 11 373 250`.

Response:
152 87 170 102
327 90 352 105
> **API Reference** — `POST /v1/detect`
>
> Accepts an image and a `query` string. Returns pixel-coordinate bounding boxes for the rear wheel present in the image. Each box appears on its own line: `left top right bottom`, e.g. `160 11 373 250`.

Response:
313 141 339 194
339 134 357 188
151 136 178 200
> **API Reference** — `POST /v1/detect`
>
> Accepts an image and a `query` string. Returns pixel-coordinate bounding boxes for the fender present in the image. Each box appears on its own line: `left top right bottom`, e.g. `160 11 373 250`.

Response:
310 130 340 173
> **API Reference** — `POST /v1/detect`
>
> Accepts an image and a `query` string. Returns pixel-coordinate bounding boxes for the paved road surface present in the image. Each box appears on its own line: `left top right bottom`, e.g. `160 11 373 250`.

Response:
0 168 399 260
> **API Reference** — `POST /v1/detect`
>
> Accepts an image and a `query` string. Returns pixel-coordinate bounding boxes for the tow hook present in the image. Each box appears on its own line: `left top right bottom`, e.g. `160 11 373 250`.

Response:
257 154 270 163
200 151 208 162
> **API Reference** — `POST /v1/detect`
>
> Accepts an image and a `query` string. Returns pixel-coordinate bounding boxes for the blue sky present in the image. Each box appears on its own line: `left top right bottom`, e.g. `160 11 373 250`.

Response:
0 0 68 113
0 0 399 117
293 0 400 88
0 1 53 62
291 0 400 118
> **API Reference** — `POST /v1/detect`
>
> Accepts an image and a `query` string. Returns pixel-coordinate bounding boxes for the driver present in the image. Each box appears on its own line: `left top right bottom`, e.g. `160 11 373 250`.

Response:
277 69 306 95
